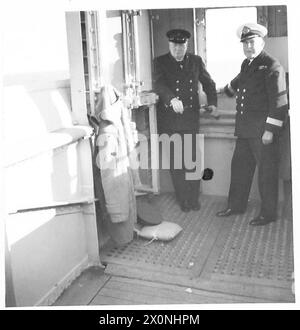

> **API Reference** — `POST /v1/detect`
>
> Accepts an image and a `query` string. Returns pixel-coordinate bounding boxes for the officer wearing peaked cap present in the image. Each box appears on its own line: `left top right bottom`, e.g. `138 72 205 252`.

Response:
216 22 289 226
237 22 268 41
153 28 218 212
166 29 191 43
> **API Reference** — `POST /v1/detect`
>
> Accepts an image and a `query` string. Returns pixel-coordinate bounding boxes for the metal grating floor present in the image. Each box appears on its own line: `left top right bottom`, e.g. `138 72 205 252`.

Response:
100 193 294 302
101 194 224 277
210 211 293 282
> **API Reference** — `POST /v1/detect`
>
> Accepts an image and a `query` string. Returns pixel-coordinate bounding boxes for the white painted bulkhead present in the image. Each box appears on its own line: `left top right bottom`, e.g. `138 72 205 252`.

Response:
3 8 100 307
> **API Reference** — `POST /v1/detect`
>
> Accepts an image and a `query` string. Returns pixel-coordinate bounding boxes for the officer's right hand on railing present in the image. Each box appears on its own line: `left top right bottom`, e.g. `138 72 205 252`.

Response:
206 105 220 119
200 105 220 119
170 98 184 114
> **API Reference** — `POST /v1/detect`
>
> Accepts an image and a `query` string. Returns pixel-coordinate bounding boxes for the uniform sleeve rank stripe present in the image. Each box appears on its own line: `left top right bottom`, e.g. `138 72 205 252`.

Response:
266 117 283 127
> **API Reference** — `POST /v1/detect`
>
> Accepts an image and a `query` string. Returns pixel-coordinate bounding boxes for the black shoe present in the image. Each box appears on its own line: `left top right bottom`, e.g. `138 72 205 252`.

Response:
249 215 275 226
180 200 190 212
190 200 201 211
216 208 243 217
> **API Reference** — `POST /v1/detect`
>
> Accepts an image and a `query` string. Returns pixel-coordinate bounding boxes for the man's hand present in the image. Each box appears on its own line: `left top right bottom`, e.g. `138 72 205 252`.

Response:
206 105 220 119
262 130 273 145
170 98 184 114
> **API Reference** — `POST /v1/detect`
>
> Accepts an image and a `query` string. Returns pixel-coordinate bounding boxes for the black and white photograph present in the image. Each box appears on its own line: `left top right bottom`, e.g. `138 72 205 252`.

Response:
1 0 299 310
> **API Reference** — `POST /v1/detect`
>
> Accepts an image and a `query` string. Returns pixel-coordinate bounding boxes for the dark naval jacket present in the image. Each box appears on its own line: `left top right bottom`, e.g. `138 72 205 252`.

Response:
224 50 288 138
153 52 217 132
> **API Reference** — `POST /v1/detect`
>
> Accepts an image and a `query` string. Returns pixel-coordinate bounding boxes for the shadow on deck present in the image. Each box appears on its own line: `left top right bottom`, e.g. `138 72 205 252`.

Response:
54 193 295 306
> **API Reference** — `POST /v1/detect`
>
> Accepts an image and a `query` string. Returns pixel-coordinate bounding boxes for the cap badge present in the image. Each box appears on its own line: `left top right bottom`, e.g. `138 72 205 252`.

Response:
242 26 251 34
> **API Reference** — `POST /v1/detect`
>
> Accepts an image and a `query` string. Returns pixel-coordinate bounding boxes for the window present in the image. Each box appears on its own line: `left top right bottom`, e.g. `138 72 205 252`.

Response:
205 7 257 87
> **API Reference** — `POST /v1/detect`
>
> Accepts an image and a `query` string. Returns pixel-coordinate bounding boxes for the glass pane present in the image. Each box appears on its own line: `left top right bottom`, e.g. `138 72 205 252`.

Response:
206 7 257 87
101 11 125 93
136 11 153 91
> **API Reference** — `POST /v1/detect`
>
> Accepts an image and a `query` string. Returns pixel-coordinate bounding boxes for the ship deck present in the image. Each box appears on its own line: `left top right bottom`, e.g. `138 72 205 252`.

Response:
54 193 294 307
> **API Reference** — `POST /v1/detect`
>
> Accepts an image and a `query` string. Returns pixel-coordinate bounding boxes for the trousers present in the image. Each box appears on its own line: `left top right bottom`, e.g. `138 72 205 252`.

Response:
228 137 280 219
163 130 201 205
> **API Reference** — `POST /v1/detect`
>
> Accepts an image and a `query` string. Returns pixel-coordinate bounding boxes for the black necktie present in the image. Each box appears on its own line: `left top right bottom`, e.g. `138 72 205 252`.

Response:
244 59 251 72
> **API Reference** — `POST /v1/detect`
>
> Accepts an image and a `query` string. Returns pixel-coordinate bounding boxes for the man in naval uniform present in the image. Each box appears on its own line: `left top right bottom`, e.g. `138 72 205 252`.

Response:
216 23 288 225
153 29 218 212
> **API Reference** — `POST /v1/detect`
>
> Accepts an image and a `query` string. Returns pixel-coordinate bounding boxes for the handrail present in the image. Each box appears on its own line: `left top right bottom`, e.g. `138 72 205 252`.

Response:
8 197 98 215
4 125 94 167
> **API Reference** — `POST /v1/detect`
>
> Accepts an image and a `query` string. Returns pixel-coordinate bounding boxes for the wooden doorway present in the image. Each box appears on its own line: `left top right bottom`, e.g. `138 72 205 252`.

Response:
150 8 194 58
